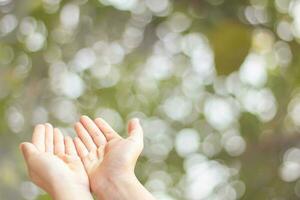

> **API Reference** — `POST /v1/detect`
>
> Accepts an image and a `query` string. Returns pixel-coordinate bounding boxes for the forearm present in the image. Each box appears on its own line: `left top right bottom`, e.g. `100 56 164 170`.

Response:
94 175 155 200
51 184 94 200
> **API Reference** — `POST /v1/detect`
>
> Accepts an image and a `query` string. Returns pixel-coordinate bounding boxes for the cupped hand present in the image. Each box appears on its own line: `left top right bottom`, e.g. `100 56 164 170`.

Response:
73 116 144 192
20 124 93 200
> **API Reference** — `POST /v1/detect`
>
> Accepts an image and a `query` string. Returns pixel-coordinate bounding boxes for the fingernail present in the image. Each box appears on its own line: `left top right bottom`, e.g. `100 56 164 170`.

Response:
36 124 44 129
80 115 88 120
95 117 102 122
45 123 52 128
132 118 140 124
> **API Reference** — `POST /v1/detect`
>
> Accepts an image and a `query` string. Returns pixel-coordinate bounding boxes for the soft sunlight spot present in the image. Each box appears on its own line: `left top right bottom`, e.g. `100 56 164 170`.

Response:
175 129 200 157
122 26 144 50
146 179 166 192
191 47 215 81
156 22 172 40
97 67 120 88
0 14 18 36
289 0 300 37
15 53 31 75
274 41 293 67
275 0 290 13
224 135 246 156
181 33 215 81
146 170 172 192
280 147 300 182
181 70 205 100
31 106 48 125
145 0 169 13
277 20 293 41
162 32 182 54
212 185 237 200
19 17 37 36
202 134 222 157
288 97 300 126
90 61 111 79
43 0 61 14
95 108 124 132
73 48 96 72
149 142 172 161
163 96 193 121
142 119 173 161
61 72 85 99
145 55 173 80
280 162 300 182
231 181 246 199
152 192 174 200
107 42 125 64
20 181 40 200
184 154 208 171
0 0 11 6
239 53 267 87
252 29 274 53
6 107 24 134
51 99 78 123
100 0 137 11
284 148 300 164
204 97 238 131
25 32 45 52
241 88 277 122
181 33 208 57
143 118 171 138
168 12 191 33
60 4 80 29
185 161 230 199
44 44 62 63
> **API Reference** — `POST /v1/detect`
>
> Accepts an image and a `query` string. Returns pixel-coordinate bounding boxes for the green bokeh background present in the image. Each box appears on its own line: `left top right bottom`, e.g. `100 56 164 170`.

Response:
1 0 300 199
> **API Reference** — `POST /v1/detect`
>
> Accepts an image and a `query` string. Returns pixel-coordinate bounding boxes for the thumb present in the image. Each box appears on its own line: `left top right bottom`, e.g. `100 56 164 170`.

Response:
20 142 38 160
127 118 143 145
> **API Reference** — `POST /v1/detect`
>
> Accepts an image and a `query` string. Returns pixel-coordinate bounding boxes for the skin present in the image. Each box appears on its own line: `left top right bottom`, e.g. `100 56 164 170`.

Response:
74 116 156 200
19 123 94 200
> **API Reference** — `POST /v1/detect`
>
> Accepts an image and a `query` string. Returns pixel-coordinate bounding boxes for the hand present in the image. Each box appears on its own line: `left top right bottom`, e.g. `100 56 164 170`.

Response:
20 124 93 200
74 116 155 200
73 116 143 187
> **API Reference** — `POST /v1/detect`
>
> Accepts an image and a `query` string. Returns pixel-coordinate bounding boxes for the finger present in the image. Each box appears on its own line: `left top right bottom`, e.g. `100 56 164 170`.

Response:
45 123 54 153
74 122 97 151
32 124 46 152
19 142 38 160
97 144 105 161
74 137 89 159
127 118 143 145
94 118 121 141
64 136 77 156
54 128 65 155
80 115 106 146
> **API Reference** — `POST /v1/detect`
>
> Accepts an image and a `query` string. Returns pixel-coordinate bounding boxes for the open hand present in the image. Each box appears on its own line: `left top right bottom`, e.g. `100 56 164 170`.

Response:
73 116 144 196
20 124 93 200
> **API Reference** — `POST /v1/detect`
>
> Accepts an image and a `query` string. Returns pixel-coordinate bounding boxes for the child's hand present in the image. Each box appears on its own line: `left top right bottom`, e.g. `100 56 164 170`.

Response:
20 124 93 200
74 116 154 200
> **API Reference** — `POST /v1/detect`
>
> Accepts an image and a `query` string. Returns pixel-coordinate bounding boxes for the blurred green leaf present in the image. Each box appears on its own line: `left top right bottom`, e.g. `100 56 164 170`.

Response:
209 21 251 75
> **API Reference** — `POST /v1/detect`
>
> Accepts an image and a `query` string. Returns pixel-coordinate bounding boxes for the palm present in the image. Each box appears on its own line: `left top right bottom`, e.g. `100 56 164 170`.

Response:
73 116 143 188
101 138 140 172
20 124 89 194
29 153 86 185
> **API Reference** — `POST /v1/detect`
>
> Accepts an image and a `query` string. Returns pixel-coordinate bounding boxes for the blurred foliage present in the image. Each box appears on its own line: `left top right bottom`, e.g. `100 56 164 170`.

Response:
1 0 300 199
210 21 252 75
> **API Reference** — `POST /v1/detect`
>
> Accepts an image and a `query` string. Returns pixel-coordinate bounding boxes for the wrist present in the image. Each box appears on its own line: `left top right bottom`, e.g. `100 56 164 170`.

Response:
51 183 93 200
92 173 140 200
